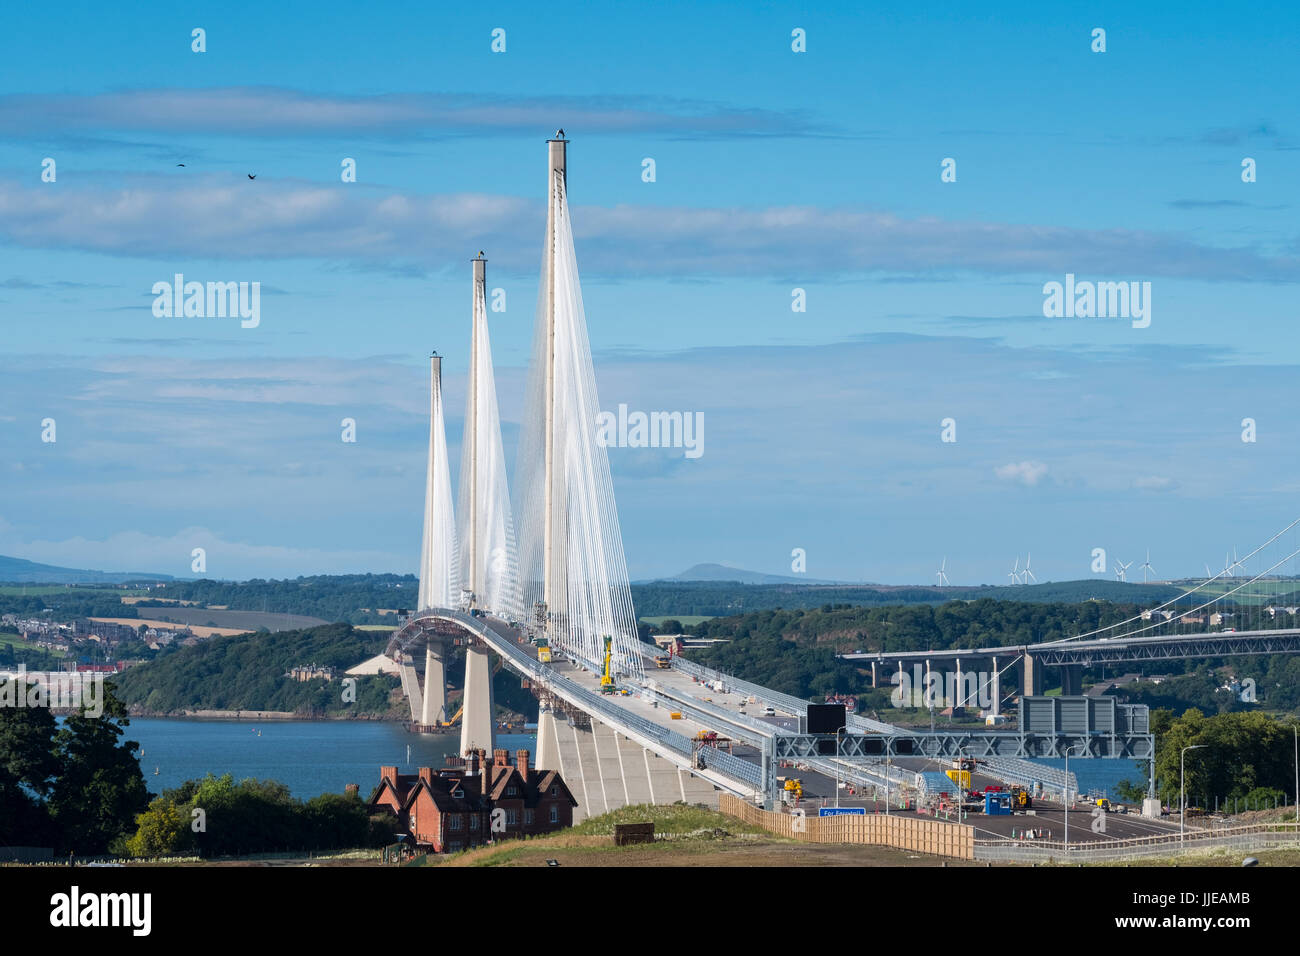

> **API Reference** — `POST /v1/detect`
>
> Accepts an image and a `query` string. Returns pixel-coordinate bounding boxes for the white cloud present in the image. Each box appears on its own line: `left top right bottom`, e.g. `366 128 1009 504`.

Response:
1 180 1297 281
995 460 1049 486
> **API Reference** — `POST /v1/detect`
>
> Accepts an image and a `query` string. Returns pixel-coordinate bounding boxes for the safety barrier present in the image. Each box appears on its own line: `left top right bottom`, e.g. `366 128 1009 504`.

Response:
720 794 974 859
973 821 1300 863
698 745 764 787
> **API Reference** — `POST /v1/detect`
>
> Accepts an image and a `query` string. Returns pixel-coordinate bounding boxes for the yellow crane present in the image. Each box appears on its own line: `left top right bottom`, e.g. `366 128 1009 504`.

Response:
600 635 616 694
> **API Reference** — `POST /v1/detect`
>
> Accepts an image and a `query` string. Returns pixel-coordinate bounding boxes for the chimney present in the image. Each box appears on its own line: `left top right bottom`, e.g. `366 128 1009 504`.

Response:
419 767 434 787
467 751 479 776
516 749 530 779
381 766 398 786
344 783 360 798
494 748 509 768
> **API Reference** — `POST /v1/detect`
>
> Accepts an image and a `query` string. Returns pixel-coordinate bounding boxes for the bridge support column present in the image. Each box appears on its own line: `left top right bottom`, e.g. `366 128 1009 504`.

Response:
1022 653 1044 697
1060 664 1083 696
460 646 496 755
420 643 446 726
536 705 559 771
989 657 1000 718
954 658 962 709
870 660 877 688
399 658 423 723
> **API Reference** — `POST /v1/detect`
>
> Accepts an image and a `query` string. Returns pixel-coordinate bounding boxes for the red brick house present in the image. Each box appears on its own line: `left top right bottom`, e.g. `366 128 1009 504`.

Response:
369 748 577 853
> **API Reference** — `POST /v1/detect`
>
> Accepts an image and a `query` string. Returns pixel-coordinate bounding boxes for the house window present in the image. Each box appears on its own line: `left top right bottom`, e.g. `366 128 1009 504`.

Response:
449 814 462 830
549 805 559 823
453 788 464 798
550 785 559 796
507 785 519 796
506 809 518 825
525 809 535 825
469 815 479 830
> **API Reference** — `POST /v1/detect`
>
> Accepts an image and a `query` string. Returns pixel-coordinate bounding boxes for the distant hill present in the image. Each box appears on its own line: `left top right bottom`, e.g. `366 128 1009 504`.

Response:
647 563 850 585
0 554 177 585
629 578 1187 617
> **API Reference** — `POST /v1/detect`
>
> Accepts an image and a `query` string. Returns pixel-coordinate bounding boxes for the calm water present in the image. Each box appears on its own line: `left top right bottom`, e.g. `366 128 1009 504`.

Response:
1027 757 1148 799
120 718 536 799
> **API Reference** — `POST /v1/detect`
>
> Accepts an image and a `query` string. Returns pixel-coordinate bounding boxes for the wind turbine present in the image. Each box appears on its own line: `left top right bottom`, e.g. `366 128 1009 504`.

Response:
1140 549 1156 583
1008 557 1020 585
1115 560 1132 583
1229 547 1245 577
1021 553 1037 584
1224 551 1235 578
935 557 950 587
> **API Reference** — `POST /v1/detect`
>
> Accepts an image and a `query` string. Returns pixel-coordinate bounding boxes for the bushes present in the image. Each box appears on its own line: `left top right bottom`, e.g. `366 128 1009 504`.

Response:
125 773 376 858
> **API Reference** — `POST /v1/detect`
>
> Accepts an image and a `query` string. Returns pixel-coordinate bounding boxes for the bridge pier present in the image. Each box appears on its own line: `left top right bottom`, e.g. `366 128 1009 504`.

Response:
399 656 424 723
460 645 496 755
870 660 877 688
420 643 447 726
989 656 1000 718
536 705 559 771
1060 664 1083 696
1021 653 1044 697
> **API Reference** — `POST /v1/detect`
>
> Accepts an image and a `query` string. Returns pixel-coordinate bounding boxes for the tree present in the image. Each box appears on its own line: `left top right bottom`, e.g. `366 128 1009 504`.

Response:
0 704 58 846
126 796 193 858
47 684 150 854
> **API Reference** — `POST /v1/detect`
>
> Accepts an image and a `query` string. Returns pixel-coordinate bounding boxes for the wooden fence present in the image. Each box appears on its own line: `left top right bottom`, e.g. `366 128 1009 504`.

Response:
719 794 974 860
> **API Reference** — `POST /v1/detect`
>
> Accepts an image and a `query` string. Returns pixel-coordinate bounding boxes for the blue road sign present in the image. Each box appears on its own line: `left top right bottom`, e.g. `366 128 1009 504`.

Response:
818 806 867 817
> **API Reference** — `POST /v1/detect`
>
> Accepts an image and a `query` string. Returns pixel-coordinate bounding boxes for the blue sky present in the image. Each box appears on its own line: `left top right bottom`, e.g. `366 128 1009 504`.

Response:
3 1 1300 584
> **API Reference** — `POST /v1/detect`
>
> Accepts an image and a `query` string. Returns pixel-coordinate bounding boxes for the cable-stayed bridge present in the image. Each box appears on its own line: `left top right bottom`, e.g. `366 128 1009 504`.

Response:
387 135 1154 820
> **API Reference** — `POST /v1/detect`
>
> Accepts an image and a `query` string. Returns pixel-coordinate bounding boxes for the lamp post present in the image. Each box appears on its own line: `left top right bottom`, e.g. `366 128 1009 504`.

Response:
1063 743 1085 854
1181 744 1207 847
1293 725 1298 826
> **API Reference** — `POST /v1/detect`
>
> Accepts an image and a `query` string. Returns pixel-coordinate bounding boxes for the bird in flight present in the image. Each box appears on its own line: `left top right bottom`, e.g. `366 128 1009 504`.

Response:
247 173 256 180
176 163 185 167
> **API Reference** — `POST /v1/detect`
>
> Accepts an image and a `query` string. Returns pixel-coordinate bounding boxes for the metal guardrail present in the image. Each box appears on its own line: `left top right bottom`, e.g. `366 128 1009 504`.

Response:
697 745 764 786
674 654 904 733
981 756 1076 801
430 613 776 794
671 657 812 717
974 823 1300 863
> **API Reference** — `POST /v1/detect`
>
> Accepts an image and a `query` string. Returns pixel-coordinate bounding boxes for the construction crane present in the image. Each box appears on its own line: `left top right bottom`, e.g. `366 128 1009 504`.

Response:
600 635 616 694
439 704 464 728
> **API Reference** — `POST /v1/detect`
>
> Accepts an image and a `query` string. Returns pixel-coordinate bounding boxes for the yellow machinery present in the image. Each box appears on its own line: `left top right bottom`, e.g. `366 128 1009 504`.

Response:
1010 786 1032 809
599 635 616 694
783 778 803 800
537 645 552 663
1095 797 1111 812
438 704 464 728
655 655 672 669
945 769 972 790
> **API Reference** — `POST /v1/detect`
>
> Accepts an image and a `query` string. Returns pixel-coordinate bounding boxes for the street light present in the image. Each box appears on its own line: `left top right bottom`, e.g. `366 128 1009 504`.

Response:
1293 725 1298 826
1181 744 1207 846
1063 744 1085 854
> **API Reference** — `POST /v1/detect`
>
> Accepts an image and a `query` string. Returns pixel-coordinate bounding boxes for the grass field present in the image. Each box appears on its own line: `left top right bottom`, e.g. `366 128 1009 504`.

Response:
639 615 715 628
354 624 397 632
